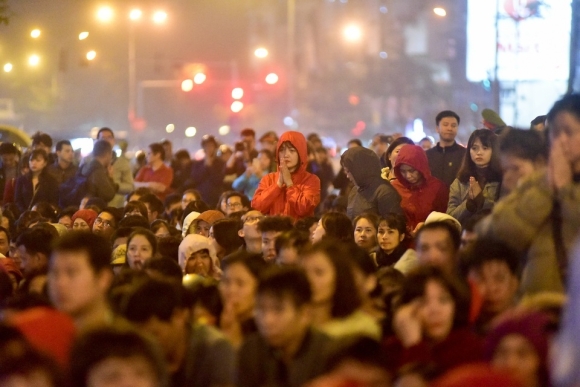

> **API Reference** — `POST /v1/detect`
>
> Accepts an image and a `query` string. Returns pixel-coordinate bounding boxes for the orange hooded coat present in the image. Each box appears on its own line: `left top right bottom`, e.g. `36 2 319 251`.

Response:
251 131 320 220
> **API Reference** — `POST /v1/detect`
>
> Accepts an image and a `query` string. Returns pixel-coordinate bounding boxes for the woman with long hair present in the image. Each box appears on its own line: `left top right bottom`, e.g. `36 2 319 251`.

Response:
375 213 418 274
447 129 502 226
14 149 59 212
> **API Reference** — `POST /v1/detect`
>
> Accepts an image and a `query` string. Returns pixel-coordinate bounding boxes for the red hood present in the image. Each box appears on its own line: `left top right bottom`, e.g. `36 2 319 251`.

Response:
276 131 309 174
394 144 432 188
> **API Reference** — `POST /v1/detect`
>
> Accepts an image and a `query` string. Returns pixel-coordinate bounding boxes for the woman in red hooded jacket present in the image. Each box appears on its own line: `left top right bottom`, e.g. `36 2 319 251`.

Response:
391 145 449 233
251 131 320 220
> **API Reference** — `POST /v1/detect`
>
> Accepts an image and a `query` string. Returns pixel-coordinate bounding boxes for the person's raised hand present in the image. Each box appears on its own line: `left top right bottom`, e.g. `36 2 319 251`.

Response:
280 162 293 187
393 300 423 348
549 135 573 192
469 176 482 199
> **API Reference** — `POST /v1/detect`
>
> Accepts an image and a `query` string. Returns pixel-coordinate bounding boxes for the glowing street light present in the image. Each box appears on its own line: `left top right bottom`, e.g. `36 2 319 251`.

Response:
129 9 142 21
231 101 244 113
232 87 244 100
181 79 194 92
433 7 447 17
185 126 197 137
30 29 41 39
28 55 40 67
166 124 175 133
3 63 12 73
152 11 168 24
193 72 206 85
265 73 279 85
219 125 230 136
254 47 269 58
86 50 97 61
343 24 362 42
79 31 89 40
97 6 114 23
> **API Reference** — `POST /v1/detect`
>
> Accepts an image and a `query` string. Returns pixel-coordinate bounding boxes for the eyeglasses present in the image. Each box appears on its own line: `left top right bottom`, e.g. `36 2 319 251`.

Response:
227 202 244 209
243 216 264 224
94 218 114 228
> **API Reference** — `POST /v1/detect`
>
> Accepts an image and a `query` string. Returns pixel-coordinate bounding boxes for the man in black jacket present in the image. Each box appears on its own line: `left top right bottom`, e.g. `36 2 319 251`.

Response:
426 110 466 187
80 140 117 203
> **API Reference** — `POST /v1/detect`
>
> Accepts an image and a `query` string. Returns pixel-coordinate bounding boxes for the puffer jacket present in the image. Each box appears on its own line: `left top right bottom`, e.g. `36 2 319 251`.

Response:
485 169 580 295
341 147 403 220
391 145 449 230
251 131 320 220
447 179 501 226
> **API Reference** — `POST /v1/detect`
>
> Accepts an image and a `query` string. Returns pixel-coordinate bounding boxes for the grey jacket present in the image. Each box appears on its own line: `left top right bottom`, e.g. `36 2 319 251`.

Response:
447 178 500 226
109 155 134 207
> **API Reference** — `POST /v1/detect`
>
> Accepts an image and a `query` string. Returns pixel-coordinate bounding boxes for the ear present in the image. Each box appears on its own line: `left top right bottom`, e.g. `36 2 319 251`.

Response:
364 274 378 294
96 269 114 292
238 229 245 238
399 233 405 243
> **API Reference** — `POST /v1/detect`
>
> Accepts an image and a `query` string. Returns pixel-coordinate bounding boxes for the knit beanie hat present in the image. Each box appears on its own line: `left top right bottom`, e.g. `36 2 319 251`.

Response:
71 209 99 229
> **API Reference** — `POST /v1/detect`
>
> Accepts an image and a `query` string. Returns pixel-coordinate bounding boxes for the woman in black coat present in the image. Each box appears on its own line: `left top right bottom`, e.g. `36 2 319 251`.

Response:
14 149 59 212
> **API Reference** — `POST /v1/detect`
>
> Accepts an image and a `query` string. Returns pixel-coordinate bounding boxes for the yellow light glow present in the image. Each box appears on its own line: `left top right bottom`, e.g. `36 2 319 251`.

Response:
152 11 167 24
254 48 269 58
185 127 197 137
265 73 279 85
3 63 12 73
219 125 230 136
193 73 206 85
166 124 175 133
30 29 41 39
343 24 362 42
433 7 447 17
28 55 40 67
181 79 194 92
86 51 97 61
79 31 90 40
97 6 114 23
129 9 142 20
232 87 244 100
231 101 244 113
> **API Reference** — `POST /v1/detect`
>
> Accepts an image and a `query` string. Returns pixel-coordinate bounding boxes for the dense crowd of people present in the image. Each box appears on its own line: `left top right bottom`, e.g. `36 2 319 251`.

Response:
2 93 580 387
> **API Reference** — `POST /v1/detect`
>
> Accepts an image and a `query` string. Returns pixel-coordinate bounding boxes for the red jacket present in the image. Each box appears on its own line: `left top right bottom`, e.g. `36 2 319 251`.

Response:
252 131 320 220
391 145 449 230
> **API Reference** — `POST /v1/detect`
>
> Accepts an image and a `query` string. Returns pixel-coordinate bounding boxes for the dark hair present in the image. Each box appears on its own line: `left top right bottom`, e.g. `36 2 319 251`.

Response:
118 215 150 230
139 193 164 218
55 140 72 152
126 187 153 202
547 94 580 135
174 149 191 161
70 327 167 387
97 127 114 140
304 240 361 318
157 236 182 262
353 212 380 231
143 257 183 283
274 229 310 256
32 202 58 222
224 191 251 210
384 137 415 168
92 140 113 158
127 228 158 257
111 227 134 243
258 148 273 162
51 232 112 273
221 251 268 279
257 216 294 233
16 227 56 257
398 265 471 330
0 348 64 387
416 221 461 252
122 279 184 323
347 242 378 276
188 282 222 326
85 197 107 214
324 337 389 374
462 238 520 276
163 193 181 210
378 213 407 236
462 210 491 233
123 200 148 220
211 218 244 255
499 128 547 163
99 207 120 228
149 143 165 161
320 212 354 242
31 132 53 147
29 148 48 163
258 266 312 307
0 270 14 300
435 110 460 126
347 139 363 147
457 129 502 184
240 128 256 137
58 206 78 220
0 142 18 155
14 211 44 236
150 219 170 236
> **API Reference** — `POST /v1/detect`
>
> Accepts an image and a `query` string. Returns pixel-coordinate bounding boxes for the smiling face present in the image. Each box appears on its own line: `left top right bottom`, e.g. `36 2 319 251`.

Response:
278 142 300 172
185 249 212 276
470 138 492 168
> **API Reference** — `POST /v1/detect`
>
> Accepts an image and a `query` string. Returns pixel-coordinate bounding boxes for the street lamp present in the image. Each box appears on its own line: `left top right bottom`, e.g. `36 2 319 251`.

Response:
254 47 269 58
30 29 41 39
86 50 97 61
343 24 363 42
28 55 40 67
79 31 89 40
232 87 244 99
433 7 447 17
152 11 167 24
3 63 12 73
129 9 142 21
97 6 114 23
193 72 206 85
265 73 279 85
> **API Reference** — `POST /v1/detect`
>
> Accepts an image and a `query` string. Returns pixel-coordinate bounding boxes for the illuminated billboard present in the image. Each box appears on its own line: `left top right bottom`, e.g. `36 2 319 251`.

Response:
467 0 572 82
